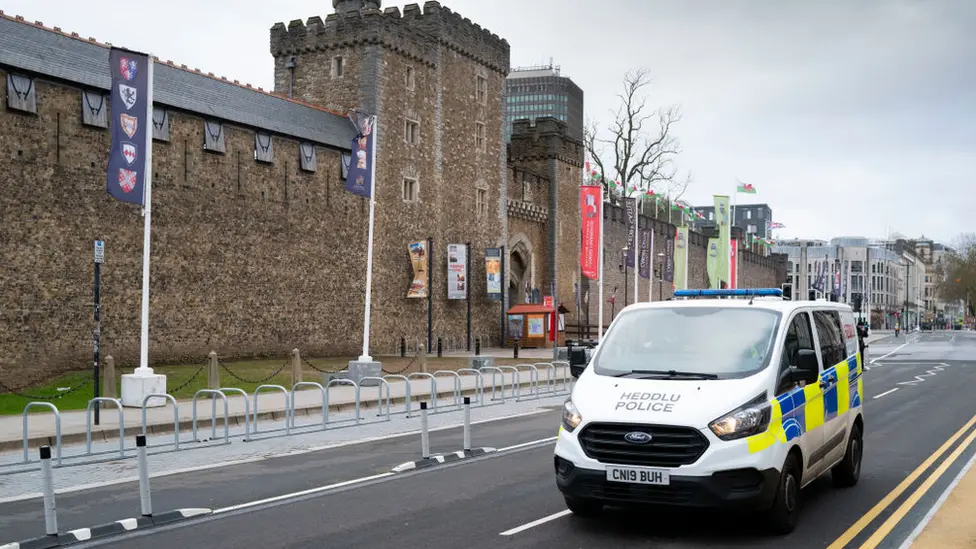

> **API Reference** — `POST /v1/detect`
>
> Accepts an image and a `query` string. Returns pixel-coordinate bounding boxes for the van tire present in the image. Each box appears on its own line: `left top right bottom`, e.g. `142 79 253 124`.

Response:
564 496 603 517
832 422 863 488
766 453 801 535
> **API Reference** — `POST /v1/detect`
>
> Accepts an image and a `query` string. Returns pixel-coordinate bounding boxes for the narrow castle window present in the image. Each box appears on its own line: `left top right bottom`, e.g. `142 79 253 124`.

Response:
404 119 419 145
406 66 416 90
475 122 486 152
332 56 345 79
476 188 488 218
402 177 418 202
476 75 488 105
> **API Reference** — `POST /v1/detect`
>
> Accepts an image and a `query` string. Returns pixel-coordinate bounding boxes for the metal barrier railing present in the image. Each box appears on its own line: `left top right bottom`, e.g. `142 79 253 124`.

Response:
192 390 229 444
253 384 291 436
141 394 180 450
5 363 575 473
22 402 62 466
86 398 125 458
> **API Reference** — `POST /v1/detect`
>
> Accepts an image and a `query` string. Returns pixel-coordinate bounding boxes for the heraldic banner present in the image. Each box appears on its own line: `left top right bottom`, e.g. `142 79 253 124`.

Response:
579 185 602 280
107 48 150 205
345 112 375 198
673 227 689 290
407 240 428 298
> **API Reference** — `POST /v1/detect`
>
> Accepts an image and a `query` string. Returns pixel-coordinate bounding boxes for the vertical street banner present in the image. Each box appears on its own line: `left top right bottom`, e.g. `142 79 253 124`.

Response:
407 240 428 298
447 243 467 300
714 195 731 288
730 239 738 289
485 247 502 300
625 197 638 267
638 229 651 279
344 112 374 197
707 237 720 289
579 185 602 279
107 48 150 204
673 227 689 290
664 236 675 283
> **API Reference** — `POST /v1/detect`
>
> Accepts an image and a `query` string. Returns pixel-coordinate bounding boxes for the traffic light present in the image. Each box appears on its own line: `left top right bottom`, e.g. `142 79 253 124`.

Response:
853 294 862 313
809 290 816 300
782 282 793 300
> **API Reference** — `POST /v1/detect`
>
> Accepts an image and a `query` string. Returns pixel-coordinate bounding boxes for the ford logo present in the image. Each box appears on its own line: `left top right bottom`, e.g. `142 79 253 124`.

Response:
624 431 652 444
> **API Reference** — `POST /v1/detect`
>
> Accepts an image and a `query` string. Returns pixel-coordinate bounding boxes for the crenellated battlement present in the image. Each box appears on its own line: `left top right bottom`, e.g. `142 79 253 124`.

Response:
270 1 509 73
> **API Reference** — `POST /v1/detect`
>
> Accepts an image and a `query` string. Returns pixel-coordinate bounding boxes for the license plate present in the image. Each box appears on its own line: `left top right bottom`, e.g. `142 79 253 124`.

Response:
606 465 670 485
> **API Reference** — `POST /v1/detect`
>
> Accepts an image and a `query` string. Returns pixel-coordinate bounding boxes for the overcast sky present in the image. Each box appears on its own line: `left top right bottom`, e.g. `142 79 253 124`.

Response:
6 0 973 245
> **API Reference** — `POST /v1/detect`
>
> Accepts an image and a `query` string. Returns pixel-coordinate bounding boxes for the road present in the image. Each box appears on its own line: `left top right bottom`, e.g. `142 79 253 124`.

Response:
13 330 976 549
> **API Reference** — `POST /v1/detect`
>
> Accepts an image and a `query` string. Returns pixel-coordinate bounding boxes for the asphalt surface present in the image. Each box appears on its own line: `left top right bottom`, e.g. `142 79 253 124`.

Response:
19 330 976 549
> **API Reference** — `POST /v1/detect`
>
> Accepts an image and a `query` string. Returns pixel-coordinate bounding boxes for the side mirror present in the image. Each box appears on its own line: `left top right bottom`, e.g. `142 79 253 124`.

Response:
790 349 820 385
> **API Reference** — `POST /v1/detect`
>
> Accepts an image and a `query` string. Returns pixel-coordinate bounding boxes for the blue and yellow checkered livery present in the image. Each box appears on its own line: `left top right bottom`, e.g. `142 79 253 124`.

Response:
747 352 863 453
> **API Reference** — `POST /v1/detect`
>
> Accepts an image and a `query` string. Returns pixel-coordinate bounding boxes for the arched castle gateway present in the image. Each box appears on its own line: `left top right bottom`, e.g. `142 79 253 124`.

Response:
0 1 783 381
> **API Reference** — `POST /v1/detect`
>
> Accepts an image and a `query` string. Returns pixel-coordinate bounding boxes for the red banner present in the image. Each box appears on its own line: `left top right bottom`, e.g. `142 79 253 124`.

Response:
730 239 738 289
580 185 602 279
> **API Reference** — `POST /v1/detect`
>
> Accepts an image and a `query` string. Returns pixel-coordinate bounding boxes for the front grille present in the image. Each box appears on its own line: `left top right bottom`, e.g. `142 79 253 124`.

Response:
578 422 709 467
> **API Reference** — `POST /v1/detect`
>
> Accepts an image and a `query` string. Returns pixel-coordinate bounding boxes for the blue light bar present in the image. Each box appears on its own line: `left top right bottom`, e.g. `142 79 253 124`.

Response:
673 288 784 297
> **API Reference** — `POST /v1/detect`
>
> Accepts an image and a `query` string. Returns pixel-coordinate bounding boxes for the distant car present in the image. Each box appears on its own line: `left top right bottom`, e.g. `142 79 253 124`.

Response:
920 322 933 332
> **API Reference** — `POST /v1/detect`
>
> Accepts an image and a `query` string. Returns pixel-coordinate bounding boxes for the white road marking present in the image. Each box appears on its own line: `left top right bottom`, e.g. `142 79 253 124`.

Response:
897 440 976 549
212 471 395 514
872 388 900 400
897 364 949 386
500 509 572 536
870 341 911 364
0 407 554 505
497 436 558 452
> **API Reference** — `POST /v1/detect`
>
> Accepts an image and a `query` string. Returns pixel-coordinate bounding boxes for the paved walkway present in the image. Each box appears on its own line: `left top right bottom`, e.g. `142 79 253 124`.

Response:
903 453 976 548
1 365 568 452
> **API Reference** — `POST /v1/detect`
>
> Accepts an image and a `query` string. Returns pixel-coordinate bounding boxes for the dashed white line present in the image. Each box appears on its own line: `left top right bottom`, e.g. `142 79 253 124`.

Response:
211 472 395 514
499 509 572 536
873 388 900 400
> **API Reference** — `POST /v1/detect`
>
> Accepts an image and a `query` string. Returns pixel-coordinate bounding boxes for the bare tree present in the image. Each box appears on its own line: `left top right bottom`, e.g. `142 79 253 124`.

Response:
935 233 976 317
583 68 690 218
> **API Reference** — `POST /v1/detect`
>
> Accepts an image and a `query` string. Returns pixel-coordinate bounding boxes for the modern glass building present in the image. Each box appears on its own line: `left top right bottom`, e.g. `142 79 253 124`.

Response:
504 63 583 142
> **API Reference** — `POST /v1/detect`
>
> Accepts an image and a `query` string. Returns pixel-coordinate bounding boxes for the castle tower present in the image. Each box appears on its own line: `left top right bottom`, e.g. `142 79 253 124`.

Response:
270 3 512 347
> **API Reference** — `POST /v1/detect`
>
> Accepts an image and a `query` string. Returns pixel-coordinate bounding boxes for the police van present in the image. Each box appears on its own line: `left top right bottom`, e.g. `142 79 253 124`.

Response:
554 288 864 534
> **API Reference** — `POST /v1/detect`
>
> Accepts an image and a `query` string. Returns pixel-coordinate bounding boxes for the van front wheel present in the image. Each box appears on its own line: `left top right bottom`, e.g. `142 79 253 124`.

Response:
765 454 801 535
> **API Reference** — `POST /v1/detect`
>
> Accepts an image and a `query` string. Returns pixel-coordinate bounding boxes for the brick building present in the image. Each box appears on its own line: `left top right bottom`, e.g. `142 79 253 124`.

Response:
0 1 784 384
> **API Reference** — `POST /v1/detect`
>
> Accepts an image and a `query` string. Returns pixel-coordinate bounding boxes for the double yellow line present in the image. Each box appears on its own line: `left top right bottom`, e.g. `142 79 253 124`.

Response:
828 412 976 548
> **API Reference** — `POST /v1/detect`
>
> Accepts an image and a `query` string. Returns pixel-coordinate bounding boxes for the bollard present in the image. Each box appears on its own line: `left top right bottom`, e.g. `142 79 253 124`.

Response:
420 402 430 459
437 337 443 358
40 445 58 536
514 339 520 359
136 434 152 517
475 339 481 356
400 337 406 358
463 396 471 451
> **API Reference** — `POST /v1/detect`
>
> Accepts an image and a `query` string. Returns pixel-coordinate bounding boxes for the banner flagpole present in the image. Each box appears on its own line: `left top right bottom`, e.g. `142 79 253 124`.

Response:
632 193 639 304
136 55 154 374
598 182 605 341
359 114 378 362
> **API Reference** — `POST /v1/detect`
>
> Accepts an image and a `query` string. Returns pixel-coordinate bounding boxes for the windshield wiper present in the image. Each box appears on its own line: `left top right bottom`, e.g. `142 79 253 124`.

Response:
613 369 719 380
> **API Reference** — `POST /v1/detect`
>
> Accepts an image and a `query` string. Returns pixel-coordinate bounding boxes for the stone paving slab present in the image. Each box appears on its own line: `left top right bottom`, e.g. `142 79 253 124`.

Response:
0 367 570 452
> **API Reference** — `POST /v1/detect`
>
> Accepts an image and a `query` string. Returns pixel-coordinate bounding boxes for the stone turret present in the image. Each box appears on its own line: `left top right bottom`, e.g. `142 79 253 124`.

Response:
333 0 381 14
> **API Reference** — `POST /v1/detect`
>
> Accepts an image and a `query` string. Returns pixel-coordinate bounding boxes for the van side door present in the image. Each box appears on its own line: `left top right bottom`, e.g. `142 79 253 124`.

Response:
775 310 825 480
810 309 849 470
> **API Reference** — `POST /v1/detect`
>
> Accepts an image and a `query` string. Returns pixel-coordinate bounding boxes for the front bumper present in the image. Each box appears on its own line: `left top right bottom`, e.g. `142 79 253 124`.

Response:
554 455 780 510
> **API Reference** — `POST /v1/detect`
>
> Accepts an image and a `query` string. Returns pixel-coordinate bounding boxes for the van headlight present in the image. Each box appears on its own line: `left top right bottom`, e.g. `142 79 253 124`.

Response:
561 399 582 433
708 393 771 441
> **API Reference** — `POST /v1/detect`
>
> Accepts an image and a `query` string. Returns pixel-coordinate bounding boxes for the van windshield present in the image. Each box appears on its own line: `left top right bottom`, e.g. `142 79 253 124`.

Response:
592 306 782 379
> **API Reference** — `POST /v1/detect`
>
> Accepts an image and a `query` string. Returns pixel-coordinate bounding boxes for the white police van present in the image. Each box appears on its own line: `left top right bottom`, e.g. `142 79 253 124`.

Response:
554 288 864 534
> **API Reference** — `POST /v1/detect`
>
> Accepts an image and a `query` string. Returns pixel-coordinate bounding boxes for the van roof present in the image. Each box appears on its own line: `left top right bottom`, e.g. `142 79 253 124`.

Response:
619 297 854 315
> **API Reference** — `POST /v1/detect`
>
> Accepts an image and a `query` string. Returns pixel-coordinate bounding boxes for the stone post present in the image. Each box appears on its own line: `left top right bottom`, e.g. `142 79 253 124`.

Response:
419 343 428 374
102 355 116 408
207 351 220 390
291 348 303 385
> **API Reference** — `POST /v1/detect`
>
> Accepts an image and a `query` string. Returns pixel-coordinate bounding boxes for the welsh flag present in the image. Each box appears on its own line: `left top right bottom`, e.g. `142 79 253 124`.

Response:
770 221 785 229
737 183 757 194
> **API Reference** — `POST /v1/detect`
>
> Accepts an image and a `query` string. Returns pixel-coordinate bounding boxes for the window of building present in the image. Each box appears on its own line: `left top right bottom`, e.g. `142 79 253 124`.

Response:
332 56 345 78
746 210 753 220
476 188 489 218
406 66 416 90
404 118 419 145
402 177 418 202
475 122 486 152
476 75 488 105
748 224 757 233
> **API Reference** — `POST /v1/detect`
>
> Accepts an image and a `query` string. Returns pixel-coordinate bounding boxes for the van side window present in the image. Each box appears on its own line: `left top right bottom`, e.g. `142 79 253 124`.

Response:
813 310 845 367
778 312 815 394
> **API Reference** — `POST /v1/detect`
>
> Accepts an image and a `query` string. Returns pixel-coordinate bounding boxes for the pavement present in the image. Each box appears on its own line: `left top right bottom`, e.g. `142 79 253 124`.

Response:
7 329 976 548
0 362 566 452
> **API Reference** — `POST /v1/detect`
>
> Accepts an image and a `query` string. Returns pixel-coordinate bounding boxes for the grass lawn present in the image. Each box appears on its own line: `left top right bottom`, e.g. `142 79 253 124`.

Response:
0 354 537 416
